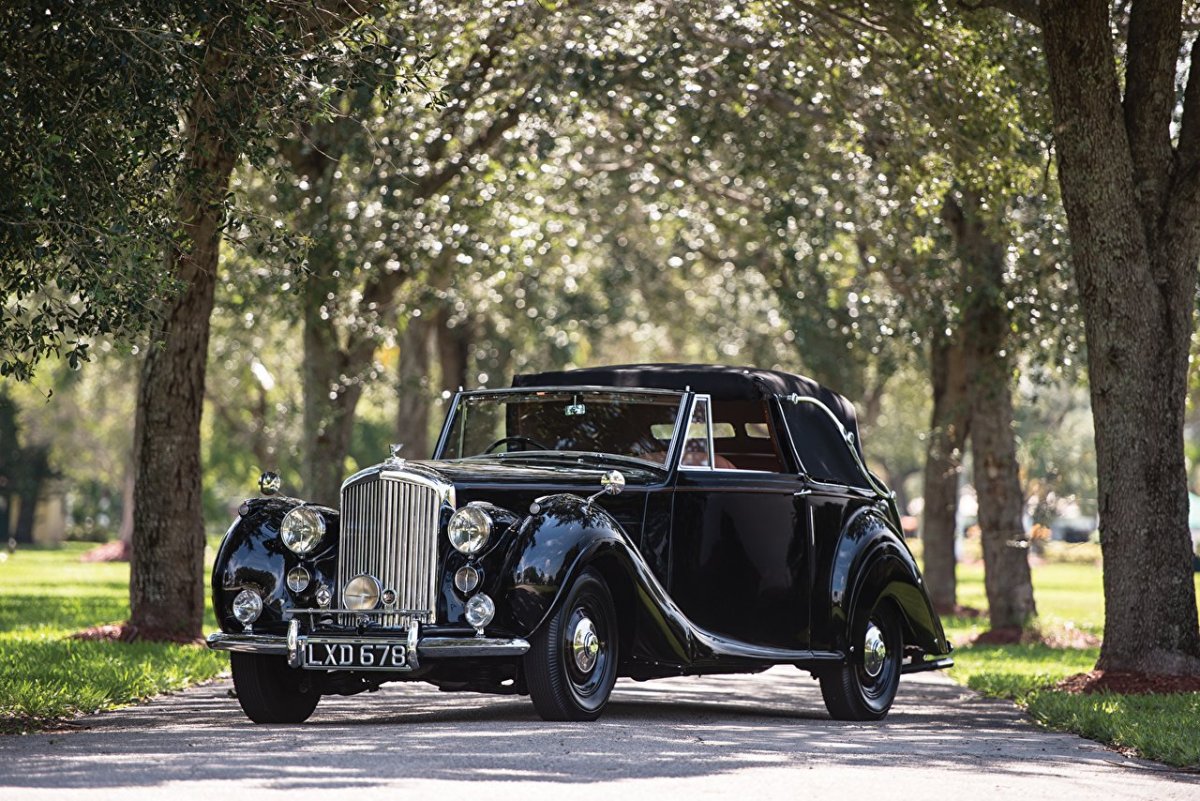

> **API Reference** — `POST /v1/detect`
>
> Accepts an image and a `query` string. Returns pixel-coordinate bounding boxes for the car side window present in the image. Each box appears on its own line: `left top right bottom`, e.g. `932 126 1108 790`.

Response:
680 397 712 468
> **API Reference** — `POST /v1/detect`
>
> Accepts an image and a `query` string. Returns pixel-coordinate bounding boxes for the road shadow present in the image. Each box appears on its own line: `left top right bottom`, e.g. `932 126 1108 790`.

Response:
2 670 1197 791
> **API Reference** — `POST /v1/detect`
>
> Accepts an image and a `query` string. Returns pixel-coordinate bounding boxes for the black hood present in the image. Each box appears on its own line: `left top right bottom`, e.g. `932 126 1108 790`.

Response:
408 456 659 489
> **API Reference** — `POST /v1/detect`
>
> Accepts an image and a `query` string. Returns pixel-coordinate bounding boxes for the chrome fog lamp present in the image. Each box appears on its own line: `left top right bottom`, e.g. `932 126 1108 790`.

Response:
448 506 493 555
343 574 381 611
454 565 481 593
465 593 495 632
280 506 326 554
286 565 311 593
232 589 263 625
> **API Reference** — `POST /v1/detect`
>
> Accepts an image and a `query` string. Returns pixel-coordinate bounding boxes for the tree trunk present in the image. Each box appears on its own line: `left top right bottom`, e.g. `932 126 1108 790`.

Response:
302 316 366 506
921 332 970 613
971 377 1036 628
129 50 240 639
396 316 434 458
286 122 362 507
435 308 471 395
1041 0 1200 673
13 447 46 544
945 191 1037 630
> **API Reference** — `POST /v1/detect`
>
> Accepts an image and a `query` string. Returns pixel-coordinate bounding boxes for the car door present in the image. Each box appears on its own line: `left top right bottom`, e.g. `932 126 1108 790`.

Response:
667 395 814 650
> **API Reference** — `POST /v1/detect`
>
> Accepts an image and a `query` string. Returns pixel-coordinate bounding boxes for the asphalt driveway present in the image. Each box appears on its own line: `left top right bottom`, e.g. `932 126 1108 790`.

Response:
1 668 1196 799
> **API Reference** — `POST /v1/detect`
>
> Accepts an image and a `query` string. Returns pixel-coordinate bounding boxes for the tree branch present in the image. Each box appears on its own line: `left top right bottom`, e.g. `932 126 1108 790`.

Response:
958 0 1042 28
412 90 531 200
1165 40 1200 265
1123 0 1183 233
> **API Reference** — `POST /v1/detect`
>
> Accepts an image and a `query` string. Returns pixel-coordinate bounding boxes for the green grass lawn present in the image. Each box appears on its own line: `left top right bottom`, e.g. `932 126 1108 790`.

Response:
0 543 227 733
942 558 1200 769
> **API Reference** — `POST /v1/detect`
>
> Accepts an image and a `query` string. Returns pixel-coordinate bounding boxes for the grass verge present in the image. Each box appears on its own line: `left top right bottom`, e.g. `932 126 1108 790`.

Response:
0 543 227 733
942 562 1200 769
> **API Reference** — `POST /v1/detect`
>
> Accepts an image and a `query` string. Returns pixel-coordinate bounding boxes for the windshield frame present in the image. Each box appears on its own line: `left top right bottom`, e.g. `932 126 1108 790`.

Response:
432 385 692 471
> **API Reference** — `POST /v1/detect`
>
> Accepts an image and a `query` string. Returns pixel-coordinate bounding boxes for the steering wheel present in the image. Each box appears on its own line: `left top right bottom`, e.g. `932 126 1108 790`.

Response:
483 435 552 454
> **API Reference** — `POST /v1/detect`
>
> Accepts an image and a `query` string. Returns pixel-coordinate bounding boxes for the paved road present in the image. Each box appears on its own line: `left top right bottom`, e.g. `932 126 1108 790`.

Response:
2 668 1196 799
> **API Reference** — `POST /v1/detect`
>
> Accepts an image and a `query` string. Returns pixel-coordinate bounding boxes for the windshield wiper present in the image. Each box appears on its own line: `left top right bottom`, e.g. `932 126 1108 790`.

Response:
559 451 667 472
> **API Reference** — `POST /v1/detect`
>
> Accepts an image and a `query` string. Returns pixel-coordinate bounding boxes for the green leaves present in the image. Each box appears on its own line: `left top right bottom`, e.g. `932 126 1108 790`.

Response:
0 0 406 380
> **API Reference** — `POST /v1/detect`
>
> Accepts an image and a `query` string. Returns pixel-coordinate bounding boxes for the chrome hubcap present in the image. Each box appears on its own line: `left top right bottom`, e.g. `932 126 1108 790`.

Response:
863 622 887 678
572 616 601 673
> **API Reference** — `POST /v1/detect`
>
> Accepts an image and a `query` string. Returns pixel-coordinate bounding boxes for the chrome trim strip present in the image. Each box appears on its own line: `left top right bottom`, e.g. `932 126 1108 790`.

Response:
207 632 288 655
678 393 715 472
206 632 530 661
433 387 692 465
284 607 433 618
433 390 463 458
418 637 531 658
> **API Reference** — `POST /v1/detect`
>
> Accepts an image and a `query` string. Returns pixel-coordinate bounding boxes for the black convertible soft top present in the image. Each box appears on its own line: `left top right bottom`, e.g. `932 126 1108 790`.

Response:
512 363 870 486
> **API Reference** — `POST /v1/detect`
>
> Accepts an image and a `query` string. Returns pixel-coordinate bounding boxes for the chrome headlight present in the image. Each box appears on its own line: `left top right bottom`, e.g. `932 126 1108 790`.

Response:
280 506 326 554
343 574 381 611
448 506 492 555
232 589 263 625
465 593 495 630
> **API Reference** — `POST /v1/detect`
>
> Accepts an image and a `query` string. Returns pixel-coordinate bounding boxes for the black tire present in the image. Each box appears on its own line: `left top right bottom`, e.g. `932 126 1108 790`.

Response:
524 568 619 721
230 652 320 724
819 601 902 721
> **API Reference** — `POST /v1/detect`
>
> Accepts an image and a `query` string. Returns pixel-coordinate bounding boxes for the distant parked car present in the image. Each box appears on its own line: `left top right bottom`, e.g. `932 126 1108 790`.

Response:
208 364 952 724
1051 516 1097 544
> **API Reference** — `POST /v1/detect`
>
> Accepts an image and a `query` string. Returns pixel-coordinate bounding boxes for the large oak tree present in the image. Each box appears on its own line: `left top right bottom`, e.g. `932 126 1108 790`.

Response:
128 1 380 640
973 0 1200 673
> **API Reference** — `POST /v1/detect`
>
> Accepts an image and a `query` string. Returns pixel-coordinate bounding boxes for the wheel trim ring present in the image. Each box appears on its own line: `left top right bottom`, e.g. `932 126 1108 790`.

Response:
572 616 601 673
856 614 899 708
862 622 887 678
562 601 609 701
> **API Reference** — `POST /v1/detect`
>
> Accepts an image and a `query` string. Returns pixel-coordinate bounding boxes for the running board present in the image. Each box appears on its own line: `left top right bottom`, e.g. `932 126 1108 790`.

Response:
693 627 844 665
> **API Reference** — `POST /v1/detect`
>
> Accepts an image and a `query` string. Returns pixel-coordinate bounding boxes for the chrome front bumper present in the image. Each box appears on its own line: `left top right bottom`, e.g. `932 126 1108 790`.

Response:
207 620 530 671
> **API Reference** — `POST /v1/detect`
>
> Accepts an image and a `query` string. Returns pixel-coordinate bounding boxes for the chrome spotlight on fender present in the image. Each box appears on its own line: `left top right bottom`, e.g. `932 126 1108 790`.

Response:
258 471 281 496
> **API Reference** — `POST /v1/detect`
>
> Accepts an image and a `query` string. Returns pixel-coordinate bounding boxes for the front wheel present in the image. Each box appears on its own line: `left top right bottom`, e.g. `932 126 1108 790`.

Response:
230 652 320 724
524 568 619 721
819 602 902 721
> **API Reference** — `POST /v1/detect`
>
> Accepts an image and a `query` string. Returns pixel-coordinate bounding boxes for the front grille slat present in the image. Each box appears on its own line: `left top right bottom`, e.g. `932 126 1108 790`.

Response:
337 470 444 628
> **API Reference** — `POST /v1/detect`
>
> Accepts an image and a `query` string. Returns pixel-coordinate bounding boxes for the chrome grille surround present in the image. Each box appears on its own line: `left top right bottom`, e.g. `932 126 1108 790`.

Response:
336 465 454 628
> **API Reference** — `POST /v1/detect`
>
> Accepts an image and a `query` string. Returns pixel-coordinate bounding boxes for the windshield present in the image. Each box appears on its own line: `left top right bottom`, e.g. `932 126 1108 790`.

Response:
436 389 686 467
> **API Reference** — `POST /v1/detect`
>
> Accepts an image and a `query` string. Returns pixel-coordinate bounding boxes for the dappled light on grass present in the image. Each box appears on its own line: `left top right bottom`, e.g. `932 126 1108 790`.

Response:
0 544 226 733
1027 692 1200 769
939 560 1200 768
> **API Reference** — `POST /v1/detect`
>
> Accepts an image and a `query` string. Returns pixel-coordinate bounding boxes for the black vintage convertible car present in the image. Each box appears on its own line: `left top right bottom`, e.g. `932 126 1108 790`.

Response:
208 364 951 723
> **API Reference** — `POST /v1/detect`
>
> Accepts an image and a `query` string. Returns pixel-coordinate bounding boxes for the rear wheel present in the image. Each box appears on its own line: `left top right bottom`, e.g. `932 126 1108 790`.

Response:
230 652 320 724
819 602 902 721
524 568 619 721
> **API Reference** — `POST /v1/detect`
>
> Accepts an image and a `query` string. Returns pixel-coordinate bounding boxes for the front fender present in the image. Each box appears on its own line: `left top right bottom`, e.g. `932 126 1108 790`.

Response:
825 507 949 657
497 494 631 637
211 497 339 634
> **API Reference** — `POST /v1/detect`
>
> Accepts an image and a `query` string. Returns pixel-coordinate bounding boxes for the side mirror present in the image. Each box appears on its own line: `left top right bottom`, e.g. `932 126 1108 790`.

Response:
586 470 625 508
600 470 625 495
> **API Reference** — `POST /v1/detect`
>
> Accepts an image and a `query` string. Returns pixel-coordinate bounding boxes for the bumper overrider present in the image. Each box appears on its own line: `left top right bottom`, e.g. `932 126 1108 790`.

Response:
207 617 530 672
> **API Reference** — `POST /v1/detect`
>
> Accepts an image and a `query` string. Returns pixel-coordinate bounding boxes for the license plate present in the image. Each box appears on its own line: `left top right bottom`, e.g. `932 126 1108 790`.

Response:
303 641 407 670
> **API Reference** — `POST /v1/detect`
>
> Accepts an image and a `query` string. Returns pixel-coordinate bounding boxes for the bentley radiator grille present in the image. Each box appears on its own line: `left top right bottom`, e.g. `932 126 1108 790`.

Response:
337 472 442 628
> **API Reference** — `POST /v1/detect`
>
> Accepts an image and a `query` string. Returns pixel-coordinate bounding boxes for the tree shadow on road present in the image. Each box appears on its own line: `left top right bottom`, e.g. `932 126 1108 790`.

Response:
2 670 1196 791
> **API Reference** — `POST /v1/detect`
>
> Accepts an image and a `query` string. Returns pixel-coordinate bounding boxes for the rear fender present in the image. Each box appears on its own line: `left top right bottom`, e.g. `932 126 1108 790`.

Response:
827 508 949 657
